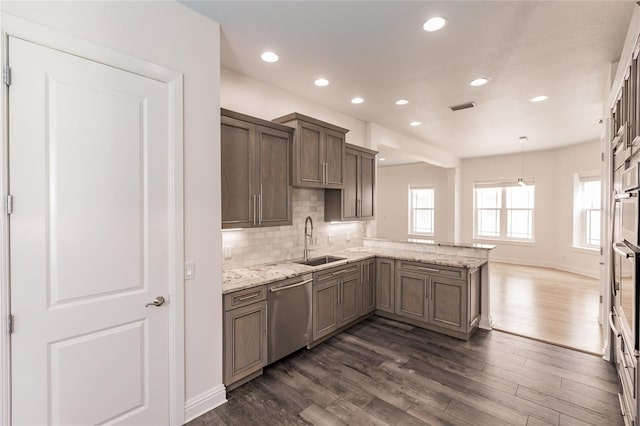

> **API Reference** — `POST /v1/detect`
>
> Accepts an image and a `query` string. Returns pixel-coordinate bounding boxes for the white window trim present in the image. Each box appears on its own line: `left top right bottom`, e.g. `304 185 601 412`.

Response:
473 179 535 242
408 185 435 237
573 171 601 250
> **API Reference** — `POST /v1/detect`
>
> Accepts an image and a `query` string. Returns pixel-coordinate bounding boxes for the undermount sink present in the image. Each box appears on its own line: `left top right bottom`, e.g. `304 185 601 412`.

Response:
296 255 346 267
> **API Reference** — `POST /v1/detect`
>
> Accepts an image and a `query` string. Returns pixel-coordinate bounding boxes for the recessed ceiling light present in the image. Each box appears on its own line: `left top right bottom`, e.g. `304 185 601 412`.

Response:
395 99 409 105
409 121 422 127
530 95 548 102
351 97 364 104
379 158 386 161
314 78 329 87
470 78 489 87
423 17 446 32
519 136 528 142
260 51 279 63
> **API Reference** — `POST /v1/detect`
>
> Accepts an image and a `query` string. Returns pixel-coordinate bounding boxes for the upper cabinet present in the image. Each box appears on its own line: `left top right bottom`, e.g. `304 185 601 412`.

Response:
325 143 377 221
272 113 347 189
221 109 293 229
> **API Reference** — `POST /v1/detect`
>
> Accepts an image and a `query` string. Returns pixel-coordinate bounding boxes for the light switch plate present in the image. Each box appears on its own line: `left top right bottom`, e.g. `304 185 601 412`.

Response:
185 261 195 280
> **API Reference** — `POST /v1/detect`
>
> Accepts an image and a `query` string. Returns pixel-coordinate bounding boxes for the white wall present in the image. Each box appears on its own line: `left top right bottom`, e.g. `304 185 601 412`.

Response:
460 140 602 277
1 0 224 420
377 163 454 242
222 67 369 148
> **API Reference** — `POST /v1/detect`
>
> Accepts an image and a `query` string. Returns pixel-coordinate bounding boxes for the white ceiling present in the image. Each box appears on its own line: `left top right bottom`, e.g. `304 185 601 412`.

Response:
182 1 634 160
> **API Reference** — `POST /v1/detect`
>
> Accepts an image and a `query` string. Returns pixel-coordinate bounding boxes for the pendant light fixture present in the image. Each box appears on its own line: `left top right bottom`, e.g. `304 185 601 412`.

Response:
518 136 528 186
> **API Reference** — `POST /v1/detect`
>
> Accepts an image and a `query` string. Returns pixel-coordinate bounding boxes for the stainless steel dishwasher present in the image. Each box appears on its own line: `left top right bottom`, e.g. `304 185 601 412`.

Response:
267 274 313 364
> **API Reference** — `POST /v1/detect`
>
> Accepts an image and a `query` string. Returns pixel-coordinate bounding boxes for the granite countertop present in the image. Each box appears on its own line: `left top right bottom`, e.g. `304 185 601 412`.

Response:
366 237 496 250
222 246 487 294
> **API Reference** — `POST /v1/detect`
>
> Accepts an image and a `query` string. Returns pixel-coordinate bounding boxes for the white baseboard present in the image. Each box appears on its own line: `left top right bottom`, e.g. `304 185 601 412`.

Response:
490 256 599 279
184 384 227 423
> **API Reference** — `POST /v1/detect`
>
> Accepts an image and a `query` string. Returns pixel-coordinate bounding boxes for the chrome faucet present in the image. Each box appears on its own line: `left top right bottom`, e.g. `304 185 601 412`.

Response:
304 216 314 261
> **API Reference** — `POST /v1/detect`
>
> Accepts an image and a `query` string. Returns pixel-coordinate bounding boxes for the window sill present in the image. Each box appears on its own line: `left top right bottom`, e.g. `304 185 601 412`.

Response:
472 237 536 246
571 245 599 254
408 234 434 240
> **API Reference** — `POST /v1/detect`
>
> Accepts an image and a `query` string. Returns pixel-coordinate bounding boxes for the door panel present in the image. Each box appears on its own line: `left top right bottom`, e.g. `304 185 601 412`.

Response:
339 273 360 325
313 281 338 340
325 129 344 187
9 36 170 425
395 271 428 322
221 116 255 227
430 277 466 332
298 122 323 186
343 149 358 219
360 153 375 219
258 126 291 225
375 258 395 313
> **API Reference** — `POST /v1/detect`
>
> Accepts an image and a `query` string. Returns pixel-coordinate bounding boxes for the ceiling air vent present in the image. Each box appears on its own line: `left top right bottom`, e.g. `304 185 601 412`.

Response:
449 102 476 111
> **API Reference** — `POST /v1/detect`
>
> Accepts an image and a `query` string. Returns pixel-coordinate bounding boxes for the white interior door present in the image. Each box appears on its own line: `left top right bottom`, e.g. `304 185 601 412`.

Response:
8 35 172 425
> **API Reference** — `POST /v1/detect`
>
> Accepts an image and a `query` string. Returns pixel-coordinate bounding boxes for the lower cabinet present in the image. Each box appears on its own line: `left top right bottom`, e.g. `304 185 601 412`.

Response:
395 269 429 322
361 258 376 313
312 279 339 341
429 276 466 333
312 262 366 342
375 258 395 313
223 286 267 389
381 260 481 340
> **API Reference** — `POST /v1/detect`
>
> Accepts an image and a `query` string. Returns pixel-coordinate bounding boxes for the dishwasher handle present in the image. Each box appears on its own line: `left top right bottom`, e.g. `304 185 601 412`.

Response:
270 278 313 292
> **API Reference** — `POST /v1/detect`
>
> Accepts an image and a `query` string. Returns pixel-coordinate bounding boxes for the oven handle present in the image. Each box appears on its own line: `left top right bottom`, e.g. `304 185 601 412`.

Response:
613 243 634 259
615 192 638 200
269 279 313 293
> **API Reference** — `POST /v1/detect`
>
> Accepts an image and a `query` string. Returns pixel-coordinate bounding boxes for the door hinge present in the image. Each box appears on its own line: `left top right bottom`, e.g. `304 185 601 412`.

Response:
6 195 12 215
600 246 604 256
7 315 13 334
601 152 605 162
3 65 11 86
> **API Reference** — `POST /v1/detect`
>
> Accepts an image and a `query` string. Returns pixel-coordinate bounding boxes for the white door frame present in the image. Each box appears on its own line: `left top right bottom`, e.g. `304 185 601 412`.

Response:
0 14 185 425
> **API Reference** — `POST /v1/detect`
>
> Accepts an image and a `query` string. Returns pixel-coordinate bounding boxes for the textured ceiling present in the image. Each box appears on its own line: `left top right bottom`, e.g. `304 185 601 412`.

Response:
183 1 635 160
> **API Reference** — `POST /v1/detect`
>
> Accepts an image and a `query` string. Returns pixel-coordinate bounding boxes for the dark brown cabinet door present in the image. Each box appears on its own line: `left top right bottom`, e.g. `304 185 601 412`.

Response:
429 276 466 333
258 125 291 226
223 301 267 386
313 279 339 340
342 148 359 220
394 270 429 322
221 109 292 229
362 259 376 313
339 271 361 326
297 121 324 187
325 129 345 188
359 152 375 219
375 258 395 313
221 115 257 228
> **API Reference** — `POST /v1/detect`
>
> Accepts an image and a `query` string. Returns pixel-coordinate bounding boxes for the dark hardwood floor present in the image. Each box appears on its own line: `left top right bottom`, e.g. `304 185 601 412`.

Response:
188 316 623 426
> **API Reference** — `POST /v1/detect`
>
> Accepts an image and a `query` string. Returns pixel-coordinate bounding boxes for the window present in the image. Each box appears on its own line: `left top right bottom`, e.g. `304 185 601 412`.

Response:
474 179 535 241
409 186 434 236
573 172 601 249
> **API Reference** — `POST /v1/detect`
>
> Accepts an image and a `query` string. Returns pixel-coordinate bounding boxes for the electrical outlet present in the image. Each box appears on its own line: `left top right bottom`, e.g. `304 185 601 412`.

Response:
224 245 232 259
347 232 351 242
185 261 196 280
328 234 334 243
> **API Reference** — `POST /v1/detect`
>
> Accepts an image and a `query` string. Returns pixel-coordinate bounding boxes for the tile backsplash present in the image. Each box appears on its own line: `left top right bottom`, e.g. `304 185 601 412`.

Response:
222 189 366 270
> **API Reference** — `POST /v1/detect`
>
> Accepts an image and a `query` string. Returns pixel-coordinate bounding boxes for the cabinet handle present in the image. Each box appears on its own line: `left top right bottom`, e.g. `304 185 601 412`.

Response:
416 266 440 273
258 194 262 225
331 267 358 276
618 393 626 417
236 291 260 302
339 281 342 304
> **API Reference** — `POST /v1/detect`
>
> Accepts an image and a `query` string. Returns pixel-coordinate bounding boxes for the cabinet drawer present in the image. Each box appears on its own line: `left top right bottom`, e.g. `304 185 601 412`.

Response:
396 260 465 279
224 286 266 311
315 264 360 284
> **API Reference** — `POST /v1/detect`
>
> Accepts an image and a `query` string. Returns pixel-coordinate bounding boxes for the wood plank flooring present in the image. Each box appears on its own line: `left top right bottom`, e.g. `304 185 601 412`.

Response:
187 316 622 426
490 262 603 355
